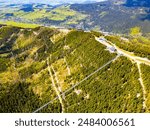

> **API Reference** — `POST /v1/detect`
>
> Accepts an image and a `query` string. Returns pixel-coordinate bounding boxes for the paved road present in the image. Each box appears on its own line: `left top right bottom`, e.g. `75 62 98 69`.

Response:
96 37 150 66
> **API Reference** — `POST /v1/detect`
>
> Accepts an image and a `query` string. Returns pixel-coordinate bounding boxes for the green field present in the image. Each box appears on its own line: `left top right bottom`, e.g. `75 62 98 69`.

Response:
12 5 87 22
0 21 40 28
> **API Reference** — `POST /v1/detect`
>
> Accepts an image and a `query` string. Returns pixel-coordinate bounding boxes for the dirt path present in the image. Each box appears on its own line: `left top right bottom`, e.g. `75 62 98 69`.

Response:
137 63 147 110
64 57 71 75
51 65 65 112
47 57 65 113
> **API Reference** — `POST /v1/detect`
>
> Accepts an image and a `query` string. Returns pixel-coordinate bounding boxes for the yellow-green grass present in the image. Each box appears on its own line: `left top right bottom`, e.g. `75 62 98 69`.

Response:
66 13 87 25
67 21 78 25
14 8 66 21
16 9 47 20
51 5 76 17
0 53 10 57
13 6 76 21
0 67 20 84
0 21 40 28
92 26 101 31
13 34 35 49
99 11 108 18
13 5 86 22
52 58 71 91
49 6 87 21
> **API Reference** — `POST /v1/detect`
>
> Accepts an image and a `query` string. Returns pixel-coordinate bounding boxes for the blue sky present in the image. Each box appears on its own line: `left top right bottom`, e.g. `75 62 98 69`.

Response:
0 0 106 5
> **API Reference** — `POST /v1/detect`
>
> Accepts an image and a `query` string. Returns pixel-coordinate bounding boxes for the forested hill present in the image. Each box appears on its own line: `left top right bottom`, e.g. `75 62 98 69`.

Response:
126 0 150 7
0 25 150 113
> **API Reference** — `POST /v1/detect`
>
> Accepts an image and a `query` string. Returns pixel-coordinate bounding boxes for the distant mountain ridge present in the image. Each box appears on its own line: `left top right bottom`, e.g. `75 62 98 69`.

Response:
126 0 150 7
0 0 150 33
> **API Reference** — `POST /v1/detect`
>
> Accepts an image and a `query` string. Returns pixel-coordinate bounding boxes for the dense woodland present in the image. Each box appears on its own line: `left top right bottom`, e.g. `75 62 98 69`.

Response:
0 25 149 113
65 57 143 112
141 64 150 112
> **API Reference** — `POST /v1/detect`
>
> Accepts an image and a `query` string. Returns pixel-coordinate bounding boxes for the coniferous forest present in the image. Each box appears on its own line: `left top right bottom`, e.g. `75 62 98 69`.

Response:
0 25 150 113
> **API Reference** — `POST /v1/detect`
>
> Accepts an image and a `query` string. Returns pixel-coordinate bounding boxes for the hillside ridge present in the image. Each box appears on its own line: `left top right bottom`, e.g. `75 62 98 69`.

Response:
0 25 150 113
